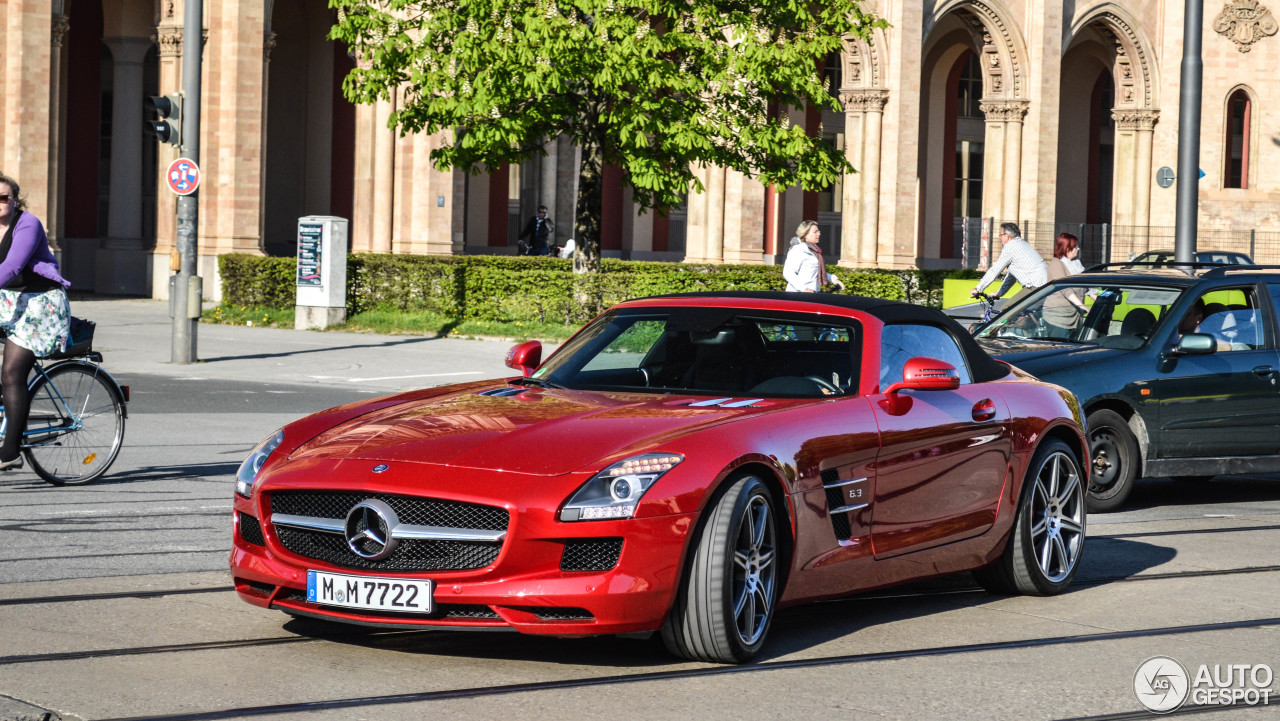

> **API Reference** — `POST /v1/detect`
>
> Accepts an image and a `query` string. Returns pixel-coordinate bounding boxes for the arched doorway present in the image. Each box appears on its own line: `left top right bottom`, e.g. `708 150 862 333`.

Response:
263 0 356 257
1059 11 1159 260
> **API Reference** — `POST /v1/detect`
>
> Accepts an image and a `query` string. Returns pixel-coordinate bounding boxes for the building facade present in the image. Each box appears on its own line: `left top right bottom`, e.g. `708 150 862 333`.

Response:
3 0 1279 299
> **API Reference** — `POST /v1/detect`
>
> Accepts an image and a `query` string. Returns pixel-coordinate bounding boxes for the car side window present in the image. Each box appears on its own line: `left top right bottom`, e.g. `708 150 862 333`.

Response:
1182 287 1266 351
880 324 972 389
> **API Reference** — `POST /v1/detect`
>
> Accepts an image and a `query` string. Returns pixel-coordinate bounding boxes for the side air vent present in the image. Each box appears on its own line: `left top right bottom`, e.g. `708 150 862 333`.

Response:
822 469 871 542
820 469 852 541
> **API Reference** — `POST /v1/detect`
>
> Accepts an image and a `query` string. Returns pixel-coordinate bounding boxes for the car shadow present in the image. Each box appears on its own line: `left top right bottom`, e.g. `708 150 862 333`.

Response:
279 537 1176 667
0 461 241 489
1122 474 1280 512
197 335 449 364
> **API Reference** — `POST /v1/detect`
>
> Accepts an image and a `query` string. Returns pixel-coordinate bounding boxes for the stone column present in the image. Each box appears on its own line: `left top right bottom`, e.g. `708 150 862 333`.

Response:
371 94 396 253
100 37 153 294
841 90 888 267
1112 109 1159 255
150 25 183 284
979 100 1029 224
539 136 558 244
48 11 69 254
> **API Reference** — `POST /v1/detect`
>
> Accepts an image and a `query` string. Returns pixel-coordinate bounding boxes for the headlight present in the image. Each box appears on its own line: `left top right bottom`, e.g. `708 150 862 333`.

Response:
235 429 285 498
560 453 683 521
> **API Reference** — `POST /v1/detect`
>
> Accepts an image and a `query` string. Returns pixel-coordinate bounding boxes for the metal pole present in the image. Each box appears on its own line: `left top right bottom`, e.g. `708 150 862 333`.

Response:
172 0 202 363
1174 0 1204 265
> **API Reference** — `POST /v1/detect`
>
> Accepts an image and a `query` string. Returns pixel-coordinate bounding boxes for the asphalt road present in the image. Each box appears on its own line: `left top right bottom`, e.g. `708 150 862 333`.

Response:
2 371 1279 720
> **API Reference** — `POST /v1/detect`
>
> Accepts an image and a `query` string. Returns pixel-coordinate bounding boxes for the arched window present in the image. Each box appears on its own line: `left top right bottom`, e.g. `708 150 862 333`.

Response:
823 53 841 100
1225 90 1251 189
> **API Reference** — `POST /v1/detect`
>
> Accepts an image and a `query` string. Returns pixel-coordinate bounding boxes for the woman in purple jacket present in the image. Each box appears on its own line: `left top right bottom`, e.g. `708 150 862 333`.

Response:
0 172 71 471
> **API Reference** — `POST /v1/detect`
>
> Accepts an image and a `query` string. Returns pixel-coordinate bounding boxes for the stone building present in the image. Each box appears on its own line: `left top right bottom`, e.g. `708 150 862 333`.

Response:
3 1 1279 299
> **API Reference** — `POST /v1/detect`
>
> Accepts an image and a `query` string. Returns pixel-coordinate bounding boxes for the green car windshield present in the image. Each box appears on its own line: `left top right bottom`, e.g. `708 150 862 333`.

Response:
975 283 1186 349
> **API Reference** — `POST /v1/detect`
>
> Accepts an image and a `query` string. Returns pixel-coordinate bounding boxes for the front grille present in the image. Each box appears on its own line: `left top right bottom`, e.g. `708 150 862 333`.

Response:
275 526 500 572
268 491 509 572
270 492 508 531
525 607 594 621
560 538 623 572
821 469 852 541
279 589 500 620
239 513 266 546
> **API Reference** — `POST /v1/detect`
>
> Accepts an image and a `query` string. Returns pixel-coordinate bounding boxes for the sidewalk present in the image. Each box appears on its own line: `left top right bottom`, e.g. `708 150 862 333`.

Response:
74 298 525 393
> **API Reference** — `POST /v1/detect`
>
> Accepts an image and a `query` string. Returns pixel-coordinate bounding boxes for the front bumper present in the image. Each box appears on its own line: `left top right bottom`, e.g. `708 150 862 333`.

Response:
230 501 697 636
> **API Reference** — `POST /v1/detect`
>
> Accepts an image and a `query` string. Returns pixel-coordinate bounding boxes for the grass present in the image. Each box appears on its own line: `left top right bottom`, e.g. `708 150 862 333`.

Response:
201 304 578 342
201 304 295 328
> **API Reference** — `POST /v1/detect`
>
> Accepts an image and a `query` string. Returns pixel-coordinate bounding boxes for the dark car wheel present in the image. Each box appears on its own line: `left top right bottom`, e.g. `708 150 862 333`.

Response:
975 439 1086 595
1086 409 1141 512
662 475 779 663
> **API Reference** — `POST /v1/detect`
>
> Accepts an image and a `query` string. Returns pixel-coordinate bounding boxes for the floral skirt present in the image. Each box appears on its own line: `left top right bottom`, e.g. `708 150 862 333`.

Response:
0 287 71 358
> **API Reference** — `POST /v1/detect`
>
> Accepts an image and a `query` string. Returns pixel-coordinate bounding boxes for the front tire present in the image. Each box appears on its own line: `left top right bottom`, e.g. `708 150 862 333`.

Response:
1086 409 1140 512
662 475 779 663
975 439 1086 595
24 363 126 486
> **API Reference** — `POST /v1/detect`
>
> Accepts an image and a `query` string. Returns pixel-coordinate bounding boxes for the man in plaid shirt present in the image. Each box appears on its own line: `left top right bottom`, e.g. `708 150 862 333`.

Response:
971 223 1048 304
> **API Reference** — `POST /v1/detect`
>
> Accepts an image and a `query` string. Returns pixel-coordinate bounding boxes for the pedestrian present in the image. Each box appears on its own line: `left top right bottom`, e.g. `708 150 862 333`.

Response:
517 205 554 256
1041 233 1089 337
0 172 72 471
1058 232 1086 275
783 220 844 293
971 222 1047 305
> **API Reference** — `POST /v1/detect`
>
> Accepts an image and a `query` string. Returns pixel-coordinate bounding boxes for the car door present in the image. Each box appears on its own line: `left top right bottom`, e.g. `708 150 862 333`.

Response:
1153 284 1280 458
869 323 1013 558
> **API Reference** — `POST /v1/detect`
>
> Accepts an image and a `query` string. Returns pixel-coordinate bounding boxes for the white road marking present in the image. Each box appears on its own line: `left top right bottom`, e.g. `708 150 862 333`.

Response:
308 372 486 382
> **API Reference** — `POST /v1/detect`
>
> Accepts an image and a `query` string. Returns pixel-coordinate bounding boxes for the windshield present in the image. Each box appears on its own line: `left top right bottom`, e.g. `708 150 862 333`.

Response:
1131 250 1251 266
975 283 1186 349
533 308 861 397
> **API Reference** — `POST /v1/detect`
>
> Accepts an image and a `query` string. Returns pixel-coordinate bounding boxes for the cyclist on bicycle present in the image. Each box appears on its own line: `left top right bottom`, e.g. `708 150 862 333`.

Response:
0 172 71 471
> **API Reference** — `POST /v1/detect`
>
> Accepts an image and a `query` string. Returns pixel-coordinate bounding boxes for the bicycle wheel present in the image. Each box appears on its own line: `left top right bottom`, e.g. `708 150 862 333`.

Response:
23 363 125 485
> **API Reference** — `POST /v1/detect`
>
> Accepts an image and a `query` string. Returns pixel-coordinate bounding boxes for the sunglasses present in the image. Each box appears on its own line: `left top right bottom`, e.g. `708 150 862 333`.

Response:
0 195 9 203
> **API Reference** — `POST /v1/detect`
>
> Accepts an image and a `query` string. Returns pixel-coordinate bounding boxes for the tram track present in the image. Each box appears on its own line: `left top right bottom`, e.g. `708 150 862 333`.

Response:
76 616 1280 721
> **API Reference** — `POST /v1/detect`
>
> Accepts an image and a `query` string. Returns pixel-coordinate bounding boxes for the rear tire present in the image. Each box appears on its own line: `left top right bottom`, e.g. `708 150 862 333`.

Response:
23 363 125 486
975 439 1086 596
661 475 779 663
1085 409 1140 512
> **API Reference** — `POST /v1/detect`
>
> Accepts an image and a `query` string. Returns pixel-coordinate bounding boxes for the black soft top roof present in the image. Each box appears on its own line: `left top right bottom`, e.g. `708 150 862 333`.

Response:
633 291 1011 383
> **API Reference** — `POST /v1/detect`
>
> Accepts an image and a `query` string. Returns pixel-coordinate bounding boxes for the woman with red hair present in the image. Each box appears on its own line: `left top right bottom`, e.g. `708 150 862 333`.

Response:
1042 233 1089 337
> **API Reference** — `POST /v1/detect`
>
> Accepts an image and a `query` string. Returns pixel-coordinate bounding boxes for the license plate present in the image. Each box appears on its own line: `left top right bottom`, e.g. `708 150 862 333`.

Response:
306 570 434 614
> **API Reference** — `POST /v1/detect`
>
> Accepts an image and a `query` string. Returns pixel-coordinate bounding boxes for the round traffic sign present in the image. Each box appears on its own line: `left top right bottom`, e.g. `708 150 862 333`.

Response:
166 158 201 196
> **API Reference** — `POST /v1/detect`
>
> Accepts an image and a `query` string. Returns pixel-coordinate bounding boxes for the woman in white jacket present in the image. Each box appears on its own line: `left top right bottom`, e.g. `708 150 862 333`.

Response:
783 220 844 293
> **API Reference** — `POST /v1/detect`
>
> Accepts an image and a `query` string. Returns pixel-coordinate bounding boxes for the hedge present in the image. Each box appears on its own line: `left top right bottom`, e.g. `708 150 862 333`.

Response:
218 253 983 325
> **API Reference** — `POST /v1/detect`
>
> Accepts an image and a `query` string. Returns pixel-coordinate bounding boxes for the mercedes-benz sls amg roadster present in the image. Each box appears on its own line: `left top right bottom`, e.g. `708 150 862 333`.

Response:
231 292 1088 662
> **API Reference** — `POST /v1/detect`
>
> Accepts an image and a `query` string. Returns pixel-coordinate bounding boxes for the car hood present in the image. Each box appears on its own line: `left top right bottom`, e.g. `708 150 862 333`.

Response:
288 384 795 476
976 337 1130 378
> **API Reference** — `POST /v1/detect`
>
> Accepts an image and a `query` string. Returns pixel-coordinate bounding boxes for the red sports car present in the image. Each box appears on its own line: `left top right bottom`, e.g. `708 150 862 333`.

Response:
231 292 1088 662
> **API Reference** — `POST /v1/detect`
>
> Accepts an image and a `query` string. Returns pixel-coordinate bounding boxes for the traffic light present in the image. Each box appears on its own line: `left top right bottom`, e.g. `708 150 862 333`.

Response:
145 93 183 147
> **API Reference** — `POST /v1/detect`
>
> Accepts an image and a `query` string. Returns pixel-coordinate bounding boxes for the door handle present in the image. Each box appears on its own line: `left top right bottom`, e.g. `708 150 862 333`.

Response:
972 398 997 422
1253 365 1275 378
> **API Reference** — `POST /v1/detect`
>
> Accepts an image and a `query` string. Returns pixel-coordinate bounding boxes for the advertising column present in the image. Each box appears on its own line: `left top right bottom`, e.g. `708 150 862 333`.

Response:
295 216 349 330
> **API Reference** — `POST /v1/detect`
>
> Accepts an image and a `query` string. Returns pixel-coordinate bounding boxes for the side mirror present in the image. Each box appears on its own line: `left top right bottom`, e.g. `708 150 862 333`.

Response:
1168 333 1215 357
883 357 961 396
505 340 542 377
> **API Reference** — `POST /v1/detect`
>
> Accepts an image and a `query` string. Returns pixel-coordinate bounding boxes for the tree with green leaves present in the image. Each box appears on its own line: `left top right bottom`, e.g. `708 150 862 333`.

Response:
331 0 886 273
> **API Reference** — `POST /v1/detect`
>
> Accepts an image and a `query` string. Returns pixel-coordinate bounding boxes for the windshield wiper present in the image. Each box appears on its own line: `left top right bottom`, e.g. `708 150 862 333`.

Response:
509 376 564 389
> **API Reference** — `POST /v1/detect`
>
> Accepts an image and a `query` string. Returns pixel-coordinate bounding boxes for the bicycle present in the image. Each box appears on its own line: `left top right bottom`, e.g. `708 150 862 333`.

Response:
0 339 128 486
972 291 1003 324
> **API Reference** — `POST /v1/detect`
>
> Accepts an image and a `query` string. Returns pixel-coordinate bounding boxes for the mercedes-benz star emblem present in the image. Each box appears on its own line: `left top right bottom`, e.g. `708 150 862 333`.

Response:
344 499 400 560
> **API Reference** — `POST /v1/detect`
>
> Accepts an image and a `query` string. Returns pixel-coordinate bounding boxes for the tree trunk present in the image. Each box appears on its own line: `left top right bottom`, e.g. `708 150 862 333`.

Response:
573 141 603 274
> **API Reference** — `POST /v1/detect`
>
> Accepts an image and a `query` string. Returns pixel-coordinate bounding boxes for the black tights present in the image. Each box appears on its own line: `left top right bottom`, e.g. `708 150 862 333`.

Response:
1 339 36 462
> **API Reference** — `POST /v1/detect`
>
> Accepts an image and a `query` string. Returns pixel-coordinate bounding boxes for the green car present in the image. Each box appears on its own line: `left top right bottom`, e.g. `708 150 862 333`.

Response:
974 264 1280 511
